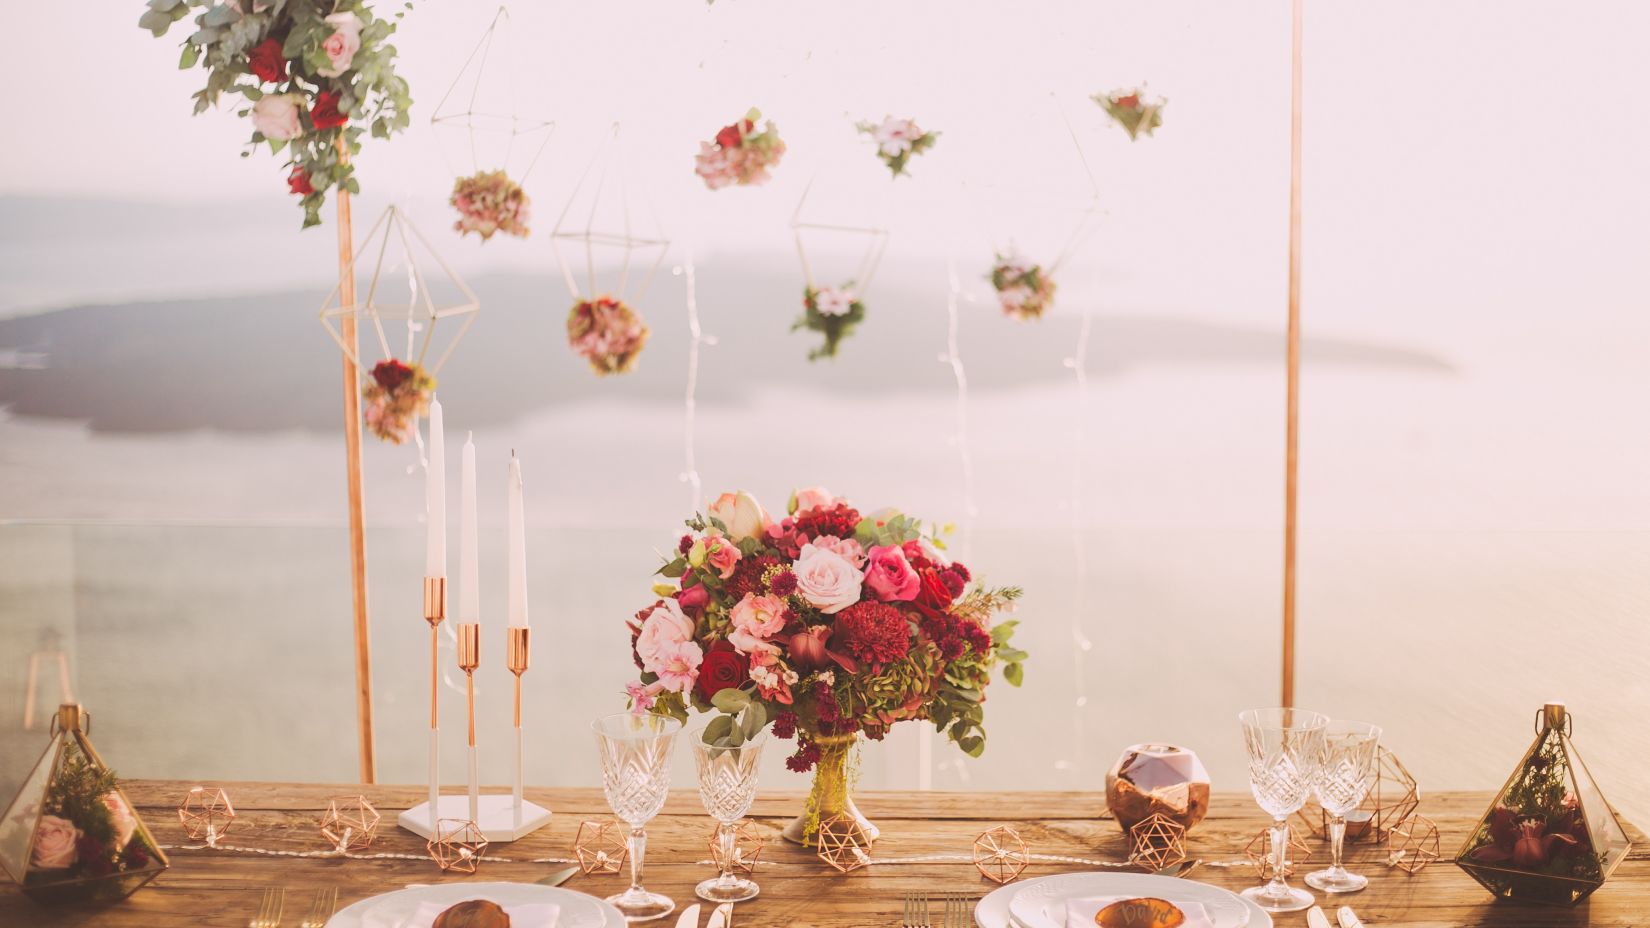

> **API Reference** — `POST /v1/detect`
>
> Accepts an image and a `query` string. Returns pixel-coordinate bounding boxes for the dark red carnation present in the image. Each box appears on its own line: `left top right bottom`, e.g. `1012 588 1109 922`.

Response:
772 710 798 740
695 642 749 702
371 358 414 391
310 90 348 130
835 601 912 665
940 637 966 661
814 680 842 723
949 562 971 583
769 569 798 597
939 569 966 598
786 737 821 773
287 165 314 196
678 534 694 556
726 555 780 599
248 37 287 84
794 503 861 543
75 835 113 877
963 621 992 654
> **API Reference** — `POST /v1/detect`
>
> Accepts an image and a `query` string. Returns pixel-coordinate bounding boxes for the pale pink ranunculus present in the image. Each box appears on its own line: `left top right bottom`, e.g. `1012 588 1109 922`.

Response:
101 792 137 850
790 486 839 515
317 11 364 78
793 542 863 614
708 491 770 543
31 815 80 870
251 93 304 141
808 534 866 569
634 598 694 674
652 639 703 694
730 593 787 640
705 537 740 580
865 544 921 602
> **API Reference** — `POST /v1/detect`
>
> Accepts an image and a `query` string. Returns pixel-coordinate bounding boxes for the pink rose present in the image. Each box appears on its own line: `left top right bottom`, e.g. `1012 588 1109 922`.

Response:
317 11 363 78
250 93 304 141
634 599 693 674
707 491 770 543
793 542 863 614
730 593 787 641
705 537 740 580
865 544 920 601
790 486 839 514
102 793 137 850
809 534 866 569
652 639 703 694
31 815 79 870
675 583 710 614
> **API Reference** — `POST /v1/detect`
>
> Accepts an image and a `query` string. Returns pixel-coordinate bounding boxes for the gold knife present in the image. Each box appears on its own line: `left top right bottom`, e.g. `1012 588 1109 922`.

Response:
536 865 580 887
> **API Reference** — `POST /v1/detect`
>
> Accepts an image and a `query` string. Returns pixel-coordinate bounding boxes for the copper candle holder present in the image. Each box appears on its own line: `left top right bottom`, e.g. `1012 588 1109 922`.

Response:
457 622 480 744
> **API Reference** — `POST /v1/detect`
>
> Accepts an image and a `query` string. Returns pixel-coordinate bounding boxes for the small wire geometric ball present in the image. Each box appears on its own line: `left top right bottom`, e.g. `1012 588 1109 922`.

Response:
574 819 629 875
972 825 1031 884
1128 812 1188 873
428 818 488 874
177 786 235 847
706 820 765 876
1386 814 1442 875
1244 825 1313 880
320 795 381 853
815 813 875 873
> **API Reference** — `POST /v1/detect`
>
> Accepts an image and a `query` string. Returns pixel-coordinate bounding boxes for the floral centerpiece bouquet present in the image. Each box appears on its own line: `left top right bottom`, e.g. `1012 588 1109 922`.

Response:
857 116 939 178
567 296 650 375
989 252 1057 320
624 489 1026 844
140 0 413 228
695 108 787 190
450 169 531 241
1094 87 1165 141
793 284 866 360
362 358 433 443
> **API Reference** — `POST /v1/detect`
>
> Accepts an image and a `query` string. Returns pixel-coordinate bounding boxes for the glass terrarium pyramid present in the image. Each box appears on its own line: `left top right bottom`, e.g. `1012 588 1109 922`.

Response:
1455 703 1631 906
0 705 168 905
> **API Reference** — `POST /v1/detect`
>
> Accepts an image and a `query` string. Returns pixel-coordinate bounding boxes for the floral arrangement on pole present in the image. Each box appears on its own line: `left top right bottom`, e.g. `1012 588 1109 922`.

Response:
794 284 866 361
988 252 1057 320
450 170 530 241
362 358 434 443
139 0 413 229
857 116 939 179
23 744 160 894
695 109 787 190
1094 87 1165 141
624 488 1027 844
567 296 650 376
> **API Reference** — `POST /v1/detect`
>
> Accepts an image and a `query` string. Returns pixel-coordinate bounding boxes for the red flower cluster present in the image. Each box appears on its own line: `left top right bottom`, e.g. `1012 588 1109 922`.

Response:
311 91 347 130
371 359 414 392
248 38 287 84
725 554 782 600
836 601 913 665
287 166 314 196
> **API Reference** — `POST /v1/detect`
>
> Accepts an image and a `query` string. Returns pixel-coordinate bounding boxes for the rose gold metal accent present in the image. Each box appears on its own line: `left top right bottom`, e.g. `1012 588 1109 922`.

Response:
972 825 1029 883
458 622 479 747
507 627 529 728
428 818 488 874
337 137 376 784
1281 0 1304 709
424 577 447 730
22 632 73 731
320 795 382 852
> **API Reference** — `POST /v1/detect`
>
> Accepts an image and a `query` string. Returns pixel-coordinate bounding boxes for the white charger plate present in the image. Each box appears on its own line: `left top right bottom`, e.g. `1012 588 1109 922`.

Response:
975 873 1272 928
324 881 621 928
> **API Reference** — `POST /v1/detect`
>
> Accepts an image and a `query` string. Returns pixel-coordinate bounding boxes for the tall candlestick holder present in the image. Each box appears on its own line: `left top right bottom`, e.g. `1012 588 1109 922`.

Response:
397 577 448 839
506 626 550 829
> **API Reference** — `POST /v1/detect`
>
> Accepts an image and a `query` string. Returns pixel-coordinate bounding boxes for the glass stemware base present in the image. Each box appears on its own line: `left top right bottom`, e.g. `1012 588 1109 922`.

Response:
696 874 760 903
1306 865 1369 893
1241 882 1315 913
607 887 675 922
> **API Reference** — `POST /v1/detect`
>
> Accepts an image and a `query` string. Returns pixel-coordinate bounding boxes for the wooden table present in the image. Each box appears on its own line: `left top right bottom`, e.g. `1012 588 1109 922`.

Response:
4 781 1646 927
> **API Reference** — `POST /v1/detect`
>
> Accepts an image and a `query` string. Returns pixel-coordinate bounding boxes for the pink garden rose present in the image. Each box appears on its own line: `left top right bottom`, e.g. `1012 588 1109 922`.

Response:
102 792 137 850
708 491 770 543
652 639 703 694
250 94 304 141
808 534 866 569
317 11 364 78
793 542 863 614
31 815 79 870
730 593 787 641
865 544 920 601
634 598 693 674
705 537 740 580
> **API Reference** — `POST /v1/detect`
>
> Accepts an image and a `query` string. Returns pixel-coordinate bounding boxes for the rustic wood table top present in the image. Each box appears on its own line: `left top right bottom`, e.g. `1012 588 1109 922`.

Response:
3 781 1645 927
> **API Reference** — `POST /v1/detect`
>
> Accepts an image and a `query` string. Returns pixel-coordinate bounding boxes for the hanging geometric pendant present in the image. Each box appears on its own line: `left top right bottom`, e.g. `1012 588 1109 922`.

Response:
0 705 169 905
1454 703 1633 906
790 176 887 361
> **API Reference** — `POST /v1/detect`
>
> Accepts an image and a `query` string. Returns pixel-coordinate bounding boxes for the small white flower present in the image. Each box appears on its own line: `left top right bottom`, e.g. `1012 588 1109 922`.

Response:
817 670 836 686
782 669 799 686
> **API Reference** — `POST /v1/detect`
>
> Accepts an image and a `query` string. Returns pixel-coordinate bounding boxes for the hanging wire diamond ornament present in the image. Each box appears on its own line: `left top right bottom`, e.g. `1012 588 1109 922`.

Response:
178 786 236 847
706 820 765 876
1387 814 1441 875
428 818 488 874
1128 812 1188 873
1244 826 1313 880
1093 85 1166 141
573 819 628 875
815 813 874 873
790 174 887 361
320 795 381 853
972 825 1030 884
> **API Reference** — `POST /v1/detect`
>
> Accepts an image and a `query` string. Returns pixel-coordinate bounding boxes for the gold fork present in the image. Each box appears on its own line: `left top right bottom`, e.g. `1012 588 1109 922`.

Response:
251 887 285 928
301 886 339 928
902 891 930 928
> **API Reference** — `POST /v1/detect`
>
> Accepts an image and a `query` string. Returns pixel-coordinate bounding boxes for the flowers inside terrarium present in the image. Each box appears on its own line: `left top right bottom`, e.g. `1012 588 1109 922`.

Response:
567 296 650 376
794 284 865 361
856 116 939 178
361 359 434 444
450 169 531 241
695 108 787 190
1094 87 1165 141
988 252 1057 320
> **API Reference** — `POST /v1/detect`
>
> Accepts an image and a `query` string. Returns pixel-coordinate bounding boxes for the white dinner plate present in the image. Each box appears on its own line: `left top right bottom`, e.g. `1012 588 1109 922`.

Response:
324 881 621 928
974 873 1271 928
1009 872 1251 928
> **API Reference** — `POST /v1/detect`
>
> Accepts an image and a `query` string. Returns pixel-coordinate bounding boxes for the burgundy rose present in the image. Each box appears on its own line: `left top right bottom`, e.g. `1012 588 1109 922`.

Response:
695 642 748 702
675 582 710 615
287 165 314 196
248 37 287 84
913 570 954 616
310 90 348 130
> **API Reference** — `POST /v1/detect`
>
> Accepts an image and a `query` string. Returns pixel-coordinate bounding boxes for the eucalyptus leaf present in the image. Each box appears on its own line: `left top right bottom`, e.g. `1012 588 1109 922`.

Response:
711 688 750 713
1004 662 1024 687
139 9 174 35
178 43 199 68
703 715 734 745
201 4 240 26
741 702 766 739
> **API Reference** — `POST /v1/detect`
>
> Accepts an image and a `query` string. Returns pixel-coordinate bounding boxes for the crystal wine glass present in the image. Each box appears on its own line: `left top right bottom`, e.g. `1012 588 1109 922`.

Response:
593 712 682 922
1238 707 1328 913
691 734 766 903
1305 720 1382 894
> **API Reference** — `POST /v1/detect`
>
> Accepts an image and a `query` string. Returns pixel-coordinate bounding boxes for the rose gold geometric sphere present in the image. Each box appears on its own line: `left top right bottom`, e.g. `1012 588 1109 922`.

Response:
428 819 488 874
972 825 1030 884
1244 825 1313 879
320 795 382 853
1129 812 1188 873
177 786 235 847
707 820 765 876
816 813 874 873
574 819 628 875
1386 814 1441 874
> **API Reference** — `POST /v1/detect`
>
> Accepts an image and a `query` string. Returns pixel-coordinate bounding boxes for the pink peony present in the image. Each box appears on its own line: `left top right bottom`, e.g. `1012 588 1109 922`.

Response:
634 599 693 674
793 542 863 614
652 639 703 694
317 12 363 77
864 544 921 602
31 815 79 870
730 593 787 640
102 793 137 850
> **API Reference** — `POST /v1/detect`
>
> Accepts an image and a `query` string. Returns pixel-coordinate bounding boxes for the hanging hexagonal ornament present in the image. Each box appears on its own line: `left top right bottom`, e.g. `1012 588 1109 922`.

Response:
789 165 888 361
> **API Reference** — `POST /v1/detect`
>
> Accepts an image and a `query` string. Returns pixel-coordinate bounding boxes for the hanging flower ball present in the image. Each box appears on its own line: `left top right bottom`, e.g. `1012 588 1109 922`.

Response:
794 283 865 361
988 253 1057 320
695 108 786 189
450 169 531 241
856 116 939 178
362 359 435 444
568 296 650 376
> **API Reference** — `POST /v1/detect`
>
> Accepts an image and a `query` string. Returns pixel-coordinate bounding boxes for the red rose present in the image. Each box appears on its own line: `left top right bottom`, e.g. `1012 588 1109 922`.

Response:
310 90 348 130
371 359 414 391
714 122 744 150
1115 94 1140 110
914 570 954 613
695 642 748 702
248 38 287 84
287 165 314 196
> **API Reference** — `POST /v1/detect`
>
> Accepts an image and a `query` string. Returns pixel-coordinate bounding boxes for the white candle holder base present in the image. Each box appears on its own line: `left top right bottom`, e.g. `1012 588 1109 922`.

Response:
397 794 551 842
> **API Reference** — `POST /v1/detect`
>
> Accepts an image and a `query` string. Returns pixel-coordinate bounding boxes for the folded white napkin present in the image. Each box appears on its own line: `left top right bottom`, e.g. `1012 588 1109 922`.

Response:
1062 897 1214 928
362 900 560 928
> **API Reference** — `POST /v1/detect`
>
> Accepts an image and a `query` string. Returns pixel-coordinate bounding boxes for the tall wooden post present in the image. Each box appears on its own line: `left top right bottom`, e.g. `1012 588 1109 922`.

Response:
1281 0 1304 708
336 140 376 782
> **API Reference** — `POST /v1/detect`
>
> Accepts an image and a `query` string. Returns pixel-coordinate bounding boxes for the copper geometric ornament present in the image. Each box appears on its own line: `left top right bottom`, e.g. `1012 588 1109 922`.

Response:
574 819 628 875
1294 746 1419 843
972 825 1030 884
707 820 765 876
178 786 236 847
1386 814 1441 874
428 818 488 874
1244 826 1313 880
1129 813 1188 873
815 813 874 873
320 795 381 853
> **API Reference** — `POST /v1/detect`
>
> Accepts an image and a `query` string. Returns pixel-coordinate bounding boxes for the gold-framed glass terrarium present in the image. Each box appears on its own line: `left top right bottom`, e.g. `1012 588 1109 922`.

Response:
0 705 168 905
1455 703 1631 906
